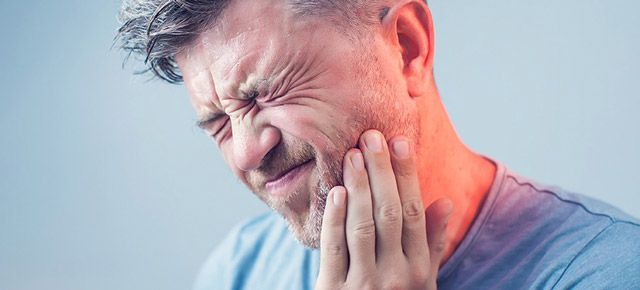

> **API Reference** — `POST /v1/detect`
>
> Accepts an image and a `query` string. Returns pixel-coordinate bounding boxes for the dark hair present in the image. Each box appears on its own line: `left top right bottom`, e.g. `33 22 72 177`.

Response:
114 0 385 84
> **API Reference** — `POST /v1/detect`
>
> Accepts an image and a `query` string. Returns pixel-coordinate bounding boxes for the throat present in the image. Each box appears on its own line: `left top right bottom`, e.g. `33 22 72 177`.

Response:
419 151 497 265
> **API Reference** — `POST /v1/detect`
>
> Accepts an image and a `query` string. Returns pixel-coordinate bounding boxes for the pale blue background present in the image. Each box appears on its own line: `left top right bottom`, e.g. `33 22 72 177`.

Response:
0 1 638 290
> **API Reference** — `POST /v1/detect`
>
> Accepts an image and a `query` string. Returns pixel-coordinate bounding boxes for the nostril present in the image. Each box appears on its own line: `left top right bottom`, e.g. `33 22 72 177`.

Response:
232 125 282 172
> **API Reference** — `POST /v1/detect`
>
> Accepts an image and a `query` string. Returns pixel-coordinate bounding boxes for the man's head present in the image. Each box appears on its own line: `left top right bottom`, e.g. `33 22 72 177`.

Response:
116 0 436 248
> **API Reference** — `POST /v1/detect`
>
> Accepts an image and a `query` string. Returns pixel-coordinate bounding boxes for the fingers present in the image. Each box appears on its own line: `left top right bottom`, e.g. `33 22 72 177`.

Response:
326 129 450 289
425 198 453 269
388 136 429 264
343 148 376 275
359 130 403 260
318 186 349 283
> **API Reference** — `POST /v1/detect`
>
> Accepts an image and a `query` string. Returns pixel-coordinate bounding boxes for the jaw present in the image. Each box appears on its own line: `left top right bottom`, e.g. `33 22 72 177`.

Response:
274 152 344 248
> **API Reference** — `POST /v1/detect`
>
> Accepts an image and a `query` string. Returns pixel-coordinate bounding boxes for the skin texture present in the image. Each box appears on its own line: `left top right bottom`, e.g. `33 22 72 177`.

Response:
315 130 453 289
176 0 497 287
178 0 419 248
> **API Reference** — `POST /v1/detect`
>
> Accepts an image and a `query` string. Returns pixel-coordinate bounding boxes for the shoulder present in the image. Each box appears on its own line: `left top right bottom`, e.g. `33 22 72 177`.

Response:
501 169 640 250
503 171 639 225
193 212 319 290
551 221 640 289
192 212 290 290
440 162 640 288
500 169 640 287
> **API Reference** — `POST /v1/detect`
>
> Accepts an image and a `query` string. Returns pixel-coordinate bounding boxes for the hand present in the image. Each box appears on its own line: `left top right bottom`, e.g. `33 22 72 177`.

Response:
315 130 453 290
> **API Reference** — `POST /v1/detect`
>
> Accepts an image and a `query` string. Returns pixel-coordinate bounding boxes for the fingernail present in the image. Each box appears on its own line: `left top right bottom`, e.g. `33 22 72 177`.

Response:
333 188 345 207
350 151 364 171
392 139 410 158
364 132 383 152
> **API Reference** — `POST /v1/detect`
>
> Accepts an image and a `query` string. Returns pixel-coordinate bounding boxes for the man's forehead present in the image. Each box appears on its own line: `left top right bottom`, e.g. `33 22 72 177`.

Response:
212 0 287 37
179 0 323 111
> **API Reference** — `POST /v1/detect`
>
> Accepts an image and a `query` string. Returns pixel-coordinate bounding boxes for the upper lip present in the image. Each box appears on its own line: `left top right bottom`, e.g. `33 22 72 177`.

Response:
265 159 313 184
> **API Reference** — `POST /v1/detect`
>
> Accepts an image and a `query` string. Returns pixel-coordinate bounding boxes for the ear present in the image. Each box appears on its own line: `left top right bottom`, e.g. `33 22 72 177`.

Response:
381 0 435 98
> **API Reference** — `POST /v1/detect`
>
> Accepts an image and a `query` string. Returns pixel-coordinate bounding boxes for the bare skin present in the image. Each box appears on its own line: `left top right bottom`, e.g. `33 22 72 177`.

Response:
176 0 496 286
316 130 453 289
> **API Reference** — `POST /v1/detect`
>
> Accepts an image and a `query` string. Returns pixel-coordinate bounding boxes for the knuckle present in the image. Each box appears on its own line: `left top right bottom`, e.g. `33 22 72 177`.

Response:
409 268 429 285
324 218 341 229
394 159 414 178
378 204 402 224
373 152 392 169
350 219 376 240
322 211 342 227
323 242 345 257
403 199 425 222
432 240 446 254
348 171 368 191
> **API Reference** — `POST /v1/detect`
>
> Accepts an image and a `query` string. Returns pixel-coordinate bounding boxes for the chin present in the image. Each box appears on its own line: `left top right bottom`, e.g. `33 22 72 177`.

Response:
252 176 331 248
279 163 338 249
253 141 347 249
281 180 329 249
285 213 321 249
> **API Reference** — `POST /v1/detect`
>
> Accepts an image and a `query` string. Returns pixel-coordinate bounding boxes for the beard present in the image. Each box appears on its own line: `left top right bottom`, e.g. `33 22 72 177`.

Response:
290 148 343 249
243 100 419 249
245 128 352 249
242 47 420 249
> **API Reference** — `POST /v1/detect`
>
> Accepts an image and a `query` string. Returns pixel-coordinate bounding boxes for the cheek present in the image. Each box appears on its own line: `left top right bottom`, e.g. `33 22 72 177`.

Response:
268 105 353 150
268 105 363 174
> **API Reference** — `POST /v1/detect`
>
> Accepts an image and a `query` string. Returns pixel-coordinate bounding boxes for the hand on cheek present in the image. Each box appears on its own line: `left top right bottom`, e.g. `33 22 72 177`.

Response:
316 130 453 289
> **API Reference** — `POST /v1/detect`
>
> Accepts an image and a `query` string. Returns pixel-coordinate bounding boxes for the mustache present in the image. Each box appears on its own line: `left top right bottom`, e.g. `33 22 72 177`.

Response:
247 141 315 188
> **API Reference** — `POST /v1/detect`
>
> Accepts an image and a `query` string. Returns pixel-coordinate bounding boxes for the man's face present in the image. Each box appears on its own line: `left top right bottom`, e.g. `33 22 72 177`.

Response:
177 0 418 248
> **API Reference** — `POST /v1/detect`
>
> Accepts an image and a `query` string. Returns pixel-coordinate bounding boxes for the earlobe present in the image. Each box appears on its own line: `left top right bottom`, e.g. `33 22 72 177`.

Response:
381 0 435 98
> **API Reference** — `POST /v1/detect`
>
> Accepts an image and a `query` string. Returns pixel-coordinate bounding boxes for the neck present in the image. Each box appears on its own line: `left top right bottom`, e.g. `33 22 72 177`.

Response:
414 93 496 264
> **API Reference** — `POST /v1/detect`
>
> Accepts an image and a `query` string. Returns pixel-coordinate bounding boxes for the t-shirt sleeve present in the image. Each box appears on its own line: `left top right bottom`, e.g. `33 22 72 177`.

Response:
552 221 640 289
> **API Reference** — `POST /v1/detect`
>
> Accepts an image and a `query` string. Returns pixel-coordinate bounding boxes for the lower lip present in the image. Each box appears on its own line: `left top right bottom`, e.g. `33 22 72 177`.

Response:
265 160 314 198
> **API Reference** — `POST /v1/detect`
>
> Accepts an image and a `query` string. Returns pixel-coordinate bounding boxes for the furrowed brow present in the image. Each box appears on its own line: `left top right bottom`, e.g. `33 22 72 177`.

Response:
239 77 271 100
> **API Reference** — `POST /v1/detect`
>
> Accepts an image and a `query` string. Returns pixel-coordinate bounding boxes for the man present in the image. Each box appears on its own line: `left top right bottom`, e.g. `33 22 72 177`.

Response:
116 0 640 289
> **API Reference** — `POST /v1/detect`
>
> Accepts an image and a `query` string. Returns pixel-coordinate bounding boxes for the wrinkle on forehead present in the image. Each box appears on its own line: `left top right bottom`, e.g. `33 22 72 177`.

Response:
194 0 316 101
178 43 222 115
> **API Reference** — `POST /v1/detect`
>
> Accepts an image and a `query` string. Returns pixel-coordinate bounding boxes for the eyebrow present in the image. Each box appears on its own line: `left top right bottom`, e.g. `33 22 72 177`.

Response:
195 77 273 130
239 77 271 100
196 111 226 130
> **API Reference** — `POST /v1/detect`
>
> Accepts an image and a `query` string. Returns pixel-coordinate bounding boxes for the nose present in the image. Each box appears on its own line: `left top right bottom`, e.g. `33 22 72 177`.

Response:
231 117 281 171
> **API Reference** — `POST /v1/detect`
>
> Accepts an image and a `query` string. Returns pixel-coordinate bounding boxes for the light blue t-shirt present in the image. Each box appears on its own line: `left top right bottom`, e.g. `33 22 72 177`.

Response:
194 163 640 289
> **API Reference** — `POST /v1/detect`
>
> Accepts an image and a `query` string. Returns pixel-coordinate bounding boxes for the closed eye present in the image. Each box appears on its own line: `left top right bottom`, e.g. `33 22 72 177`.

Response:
210 116 230 139
196 112 226 130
